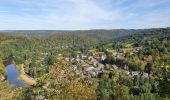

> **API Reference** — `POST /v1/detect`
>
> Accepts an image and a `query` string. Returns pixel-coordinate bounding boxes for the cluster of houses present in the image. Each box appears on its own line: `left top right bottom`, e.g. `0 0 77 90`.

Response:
64 53 105 77
63 52 149 79
111 47 143 59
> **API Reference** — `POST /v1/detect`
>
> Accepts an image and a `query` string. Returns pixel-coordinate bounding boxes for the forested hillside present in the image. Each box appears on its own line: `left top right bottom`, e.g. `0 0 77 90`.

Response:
0 28 170 99
1 29 137 41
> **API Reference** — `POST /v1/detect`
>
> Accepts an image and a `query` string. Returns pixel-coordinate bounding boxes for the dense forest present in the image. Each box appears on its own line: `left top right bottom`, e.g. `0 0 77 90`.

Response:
0 28 170 100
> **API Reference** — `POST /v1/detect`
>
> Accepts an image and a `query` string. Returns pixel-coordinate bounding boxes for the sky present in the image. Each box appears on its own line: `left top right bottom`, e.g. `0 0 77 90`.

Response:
0 0 170 30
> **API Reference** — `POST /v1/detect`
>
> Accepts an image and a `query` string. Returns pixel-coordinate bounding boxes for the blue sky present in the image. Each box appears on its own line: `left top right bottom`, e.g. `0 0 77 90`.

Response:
0 0 170 30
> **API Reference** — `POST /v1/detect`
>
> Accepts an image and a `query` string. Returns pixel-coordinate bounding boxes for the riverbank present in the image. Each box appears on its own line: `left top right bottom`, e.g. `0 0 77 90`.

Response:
18 64 36 85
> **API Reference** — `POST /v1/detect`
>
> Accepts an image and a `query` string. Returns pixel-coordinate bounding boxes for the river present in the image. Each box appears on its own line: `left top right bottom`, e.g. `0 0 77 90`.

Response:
6 64 27 87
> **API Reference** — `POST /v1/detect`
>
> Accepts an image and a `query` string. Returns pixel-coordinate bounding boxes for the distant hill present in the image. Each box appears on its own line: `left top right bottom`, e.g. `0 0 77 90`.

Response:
0 29 138 41
0 27 170 42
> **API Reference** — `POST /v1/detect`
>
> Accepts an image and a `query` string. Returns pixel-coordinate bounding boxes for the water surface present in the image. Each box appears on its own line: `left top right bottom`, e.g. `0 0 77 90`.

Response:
6 64 26 87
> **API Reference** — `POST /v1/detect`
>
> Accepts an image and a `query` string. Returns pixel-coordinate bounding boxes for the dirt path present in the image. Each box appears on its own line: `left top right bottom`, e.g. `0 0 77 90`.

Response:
19 65 36 85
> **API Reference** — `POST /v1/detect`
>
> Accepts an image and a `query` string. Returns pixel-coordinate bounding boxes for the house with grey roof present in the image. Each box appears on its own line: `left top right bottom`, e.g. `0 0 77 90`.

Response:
142 72 149 78
132 71 139 77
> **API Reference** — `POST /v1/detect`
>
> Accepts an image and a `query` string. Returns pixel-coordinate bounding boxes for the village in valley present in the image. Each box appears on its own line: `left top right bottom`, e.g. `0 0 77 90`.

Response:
58 45 149 82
